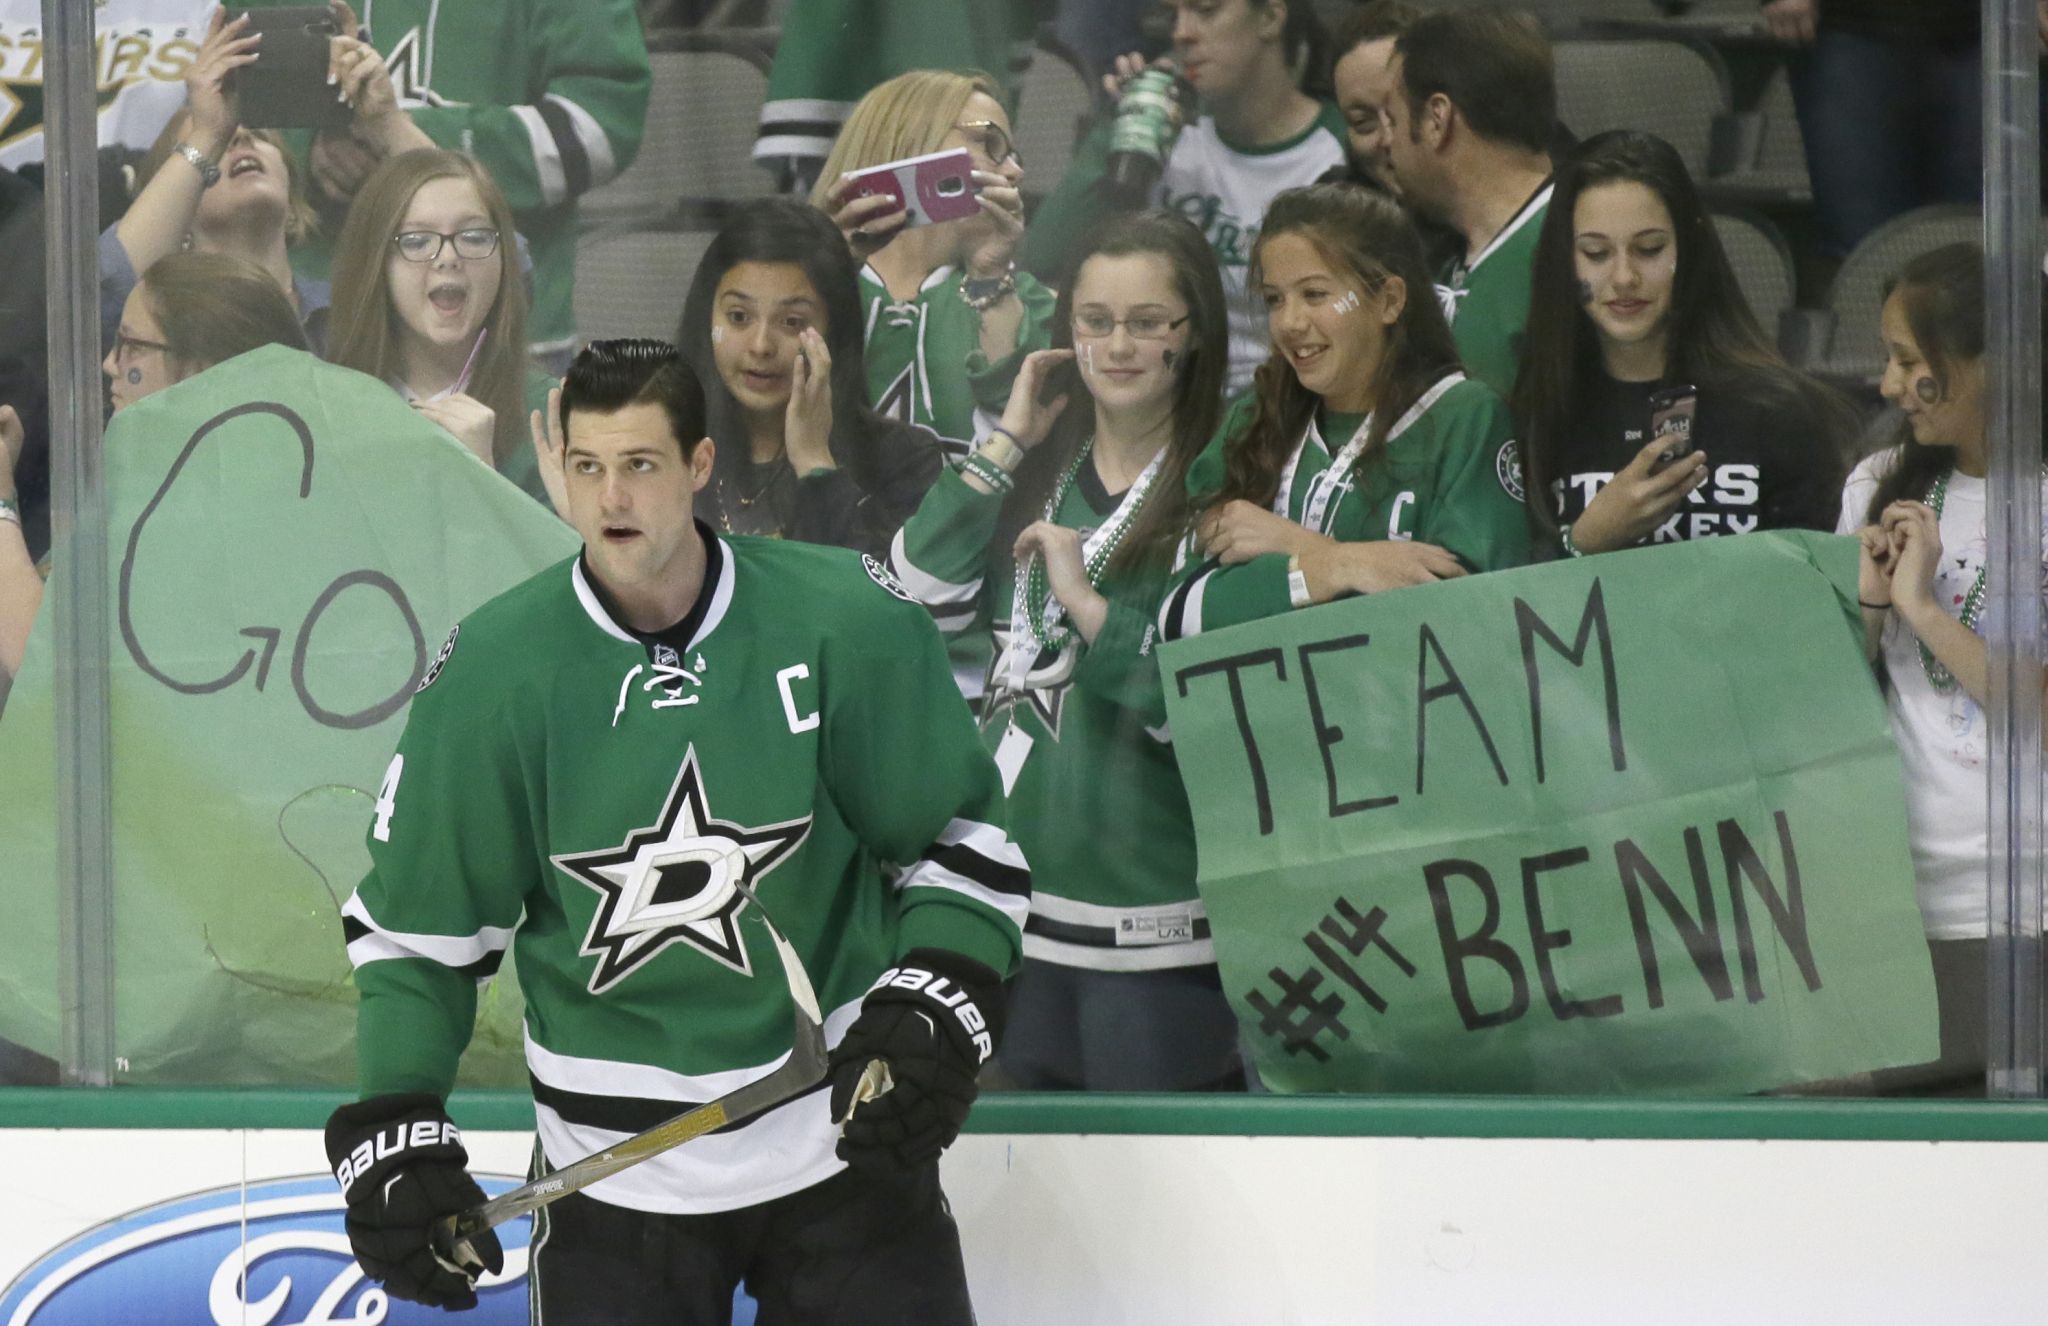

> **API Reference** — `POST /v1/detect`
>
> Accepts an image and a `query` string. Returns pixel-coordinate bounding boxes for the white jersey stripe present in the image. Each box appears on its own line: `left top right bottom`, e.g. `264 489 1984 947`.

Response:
895 862 1032 931
1030 892 1207 930
1023 933 1217 972
342 892 514 970
889 527 982 606
525 998 863 1103
545 92 619 187
510 103 569 207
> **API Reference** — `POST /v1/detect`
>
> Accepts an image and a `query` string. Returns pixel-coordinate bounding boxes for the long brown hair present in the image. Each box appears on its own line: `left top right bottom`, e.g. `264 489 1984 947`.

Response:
1861 242 2023 522
140 251 308 379
1516 130 1856 538
326 150 529 466
999 211 1229 576
1208 183 1461 512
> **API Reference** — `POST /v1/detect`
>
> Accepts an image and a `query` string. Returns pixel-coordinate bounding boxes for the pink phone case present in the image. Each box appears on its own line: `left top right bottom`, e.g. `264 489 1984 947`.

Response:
840 148 981 228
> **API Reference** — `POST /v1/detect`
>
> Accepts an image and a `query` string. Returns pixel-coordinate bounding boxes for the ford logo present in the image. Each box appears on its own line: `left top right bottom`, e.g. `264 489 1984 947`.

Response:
0 1174 530 1325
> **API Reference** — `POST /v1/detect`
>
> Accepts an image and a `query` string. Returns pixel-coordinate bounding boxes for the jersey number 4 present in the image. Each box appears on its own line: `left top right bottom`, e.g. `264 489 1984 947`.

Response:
372 754 405 842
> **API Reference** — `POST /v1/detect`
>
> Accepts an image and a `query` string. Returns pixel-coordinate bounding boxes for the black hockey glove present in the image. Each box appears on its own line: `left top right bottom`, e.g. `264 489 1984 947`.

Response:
828 948 1006 1172
325 1093 504 1310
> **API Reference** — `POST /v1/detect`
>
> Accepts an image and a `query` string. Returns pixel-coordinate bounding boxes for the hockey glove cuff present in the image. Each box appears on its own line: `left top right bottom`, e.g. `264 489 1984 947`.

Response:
325 1093 504 1309
828 948 1006 1171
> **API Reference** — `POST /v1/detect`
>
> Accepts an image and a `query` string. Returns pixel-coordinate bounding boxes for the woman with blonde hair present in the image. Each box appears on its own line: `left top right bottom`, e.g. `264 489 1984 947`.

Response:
327 149 553 504
101 8 431 353
814 69 1056 463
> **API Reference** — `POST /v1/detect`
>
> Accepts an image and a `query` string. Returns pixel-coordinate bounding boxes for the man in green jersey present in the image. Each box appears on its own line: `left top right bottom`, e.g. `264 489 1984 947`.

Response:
1374 8 1556 396
323 339 1028 1322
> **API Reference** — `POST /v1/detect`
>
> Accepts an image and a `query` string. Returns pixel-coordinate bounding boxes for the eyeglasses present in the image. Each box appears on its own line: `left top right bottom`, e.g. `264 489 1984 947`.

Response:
1071 310 1191 341
391 228 502 263
954 120 1022 169
112 331 171 364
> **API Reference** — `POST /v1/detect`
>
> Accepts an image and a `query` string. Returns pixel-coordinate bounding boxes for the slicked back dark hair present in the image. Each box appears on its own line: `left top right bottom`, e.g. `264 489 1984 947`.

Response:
1394 8 1554 156
559 337 708 459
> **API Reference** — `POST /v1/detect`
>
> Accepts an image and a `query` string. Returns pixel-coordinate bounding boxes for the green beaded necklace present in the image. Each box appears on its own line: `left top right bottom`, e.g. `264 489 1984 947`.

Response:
1918 468 1987 694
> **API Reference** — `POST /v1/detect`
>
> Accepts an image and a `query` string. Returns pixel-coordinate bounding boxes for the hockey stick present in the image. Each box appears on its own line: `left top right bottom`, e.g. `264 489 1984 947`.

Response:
430 886 848 1276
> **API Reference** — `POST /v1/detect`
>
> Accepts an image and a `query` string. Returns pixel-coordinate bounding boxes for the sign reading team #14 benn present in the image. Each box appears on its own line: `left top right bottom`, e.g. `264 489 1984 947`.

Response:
1160 531 1938 1095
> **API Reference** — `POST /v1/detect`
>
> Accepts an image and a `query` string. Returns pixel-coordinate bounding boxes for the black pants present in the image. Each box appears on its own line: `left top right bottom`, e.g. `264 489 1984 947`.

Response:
528 1161 976 1326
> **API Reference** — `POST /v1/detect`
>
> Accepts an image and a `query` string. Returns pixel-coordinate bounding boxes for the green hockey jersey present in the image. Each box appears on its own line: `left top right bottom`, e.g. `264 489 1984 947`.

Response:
892 453 1208 972
1436 182 1552 398
1160 373 1531 640
345 530 1028 1214
250 0 651 353
860 262 1055 703
860 263 1056 464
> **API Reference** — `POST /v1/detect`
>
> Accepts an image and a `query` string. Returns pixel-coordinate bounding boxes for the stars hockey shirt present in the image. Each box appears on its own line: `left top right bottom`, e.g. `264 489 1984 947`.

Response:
343 529 1029 1214
1160 373 1531 641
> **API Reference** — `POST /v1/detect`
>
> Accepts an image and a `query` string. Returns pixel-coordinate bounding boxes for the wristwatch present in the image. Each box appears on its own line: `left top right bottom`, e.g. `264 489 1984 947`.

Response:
173 141 220 188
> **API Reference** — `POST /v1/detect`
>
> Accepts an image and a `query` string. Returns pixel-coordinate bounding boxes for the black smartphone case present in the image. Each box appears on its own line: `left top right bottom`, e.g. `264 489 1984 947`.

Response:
228 6 350 131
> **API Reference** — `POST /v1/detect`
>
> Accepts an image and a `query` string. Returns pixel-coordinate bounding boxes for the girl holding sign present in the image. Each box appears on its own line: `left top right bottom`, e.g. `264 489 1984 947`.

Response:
1842 241 2048 1095
327 151 554 505
891 212 1241 1090
1514 131 1853 557
1157 183 1530 643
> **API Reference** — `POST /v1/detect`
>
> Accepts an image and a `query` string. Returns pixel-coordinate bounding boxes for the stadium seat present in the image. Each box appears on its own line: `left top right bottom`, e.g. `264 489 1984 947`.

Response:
1708 207 1796 348
1552 37 1731 180
1709 65 1812 203
580 32 774 228
573 226 719 344
1810 204 1982 382
1014 33 1096 203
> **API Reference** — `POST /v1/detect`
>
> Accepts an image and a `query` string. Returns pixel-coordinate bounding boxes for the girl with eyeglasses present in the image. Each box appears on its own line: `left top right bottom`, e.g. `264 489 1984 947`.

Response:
327 150 555 506
1159 184 1529 644
2 252 306 711
893 212 1242 1091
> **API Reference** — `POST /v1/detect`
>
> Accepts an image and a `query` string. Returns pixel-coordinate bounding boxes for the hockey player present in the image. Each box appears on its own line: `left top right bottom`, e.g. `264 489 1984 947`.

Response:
324 339 1029 1323
892 212 1240 1090
1160 184 1530 643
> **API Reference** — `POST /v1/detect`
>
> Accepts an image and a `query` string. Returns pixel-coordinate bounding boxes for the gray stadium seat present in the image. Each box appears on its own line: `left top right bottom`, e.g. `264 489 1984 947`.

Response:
1014 37 1095 201
1813 205 1982 382
1553 37 1730 179
1708 208 1795 344
573 227 718 344
580 36 773 228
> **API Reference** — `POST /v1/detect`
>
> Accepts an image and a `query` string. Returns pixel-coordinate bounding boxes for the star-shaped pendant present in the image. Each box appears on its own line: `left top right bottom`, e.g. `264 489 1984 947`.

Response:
553 747 811 993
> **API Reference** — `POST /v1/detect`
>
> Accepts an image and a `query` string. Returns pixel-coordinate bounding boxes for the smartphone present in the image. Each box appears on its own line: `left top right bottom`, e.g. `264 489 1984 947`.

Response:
1646 383 1699 474
839 148 982 228
228 5 350 131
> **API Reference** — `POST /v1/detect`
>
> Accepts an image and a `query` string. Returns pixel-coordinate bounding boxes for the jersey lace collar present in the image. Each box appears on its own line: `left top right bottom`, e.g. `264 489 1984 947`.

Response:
572 520 737 654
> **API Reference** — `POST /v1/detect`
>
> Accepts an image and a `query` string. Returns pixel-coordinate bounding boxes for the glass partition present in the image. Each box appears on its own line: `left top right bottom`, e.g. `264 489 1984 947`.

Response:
2 0 2041 1110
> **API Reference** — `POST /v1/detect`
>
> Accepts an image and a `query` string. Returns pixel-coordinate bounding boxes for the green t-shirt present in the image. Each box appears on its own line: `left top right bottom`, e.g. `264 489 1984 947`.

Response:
1161 374 1532 640
1437 183 1553 397
347 534 1027 1212
892 449 1208 972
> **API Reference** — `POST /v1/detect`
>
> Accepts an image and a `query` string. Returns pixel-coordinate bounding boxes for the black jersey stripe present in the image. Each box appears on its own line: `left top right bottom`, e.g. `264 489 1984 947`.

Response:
530 1073 827 1136
534 97 593 197
1025 912 1213 949
925 841 1031 898
343 913 506 979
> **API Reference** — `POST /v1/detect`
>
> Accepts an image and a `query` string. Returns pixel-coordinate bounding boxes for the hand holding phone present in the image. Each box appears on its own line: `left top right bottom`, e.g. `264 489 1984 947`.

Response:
838 148 983 230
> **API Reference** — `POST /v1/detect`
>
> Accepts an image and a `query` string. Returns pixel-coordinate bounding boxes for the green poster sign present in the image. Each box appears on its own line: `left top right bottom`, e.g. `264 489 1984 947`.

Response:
0 346 576 1086
1160 531 1939 1094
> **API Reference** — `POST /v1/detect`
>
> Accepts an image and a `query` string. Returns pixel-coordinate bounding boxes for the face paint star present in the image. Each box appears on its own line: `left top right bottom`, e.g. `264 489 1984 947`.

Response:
554 747 810 992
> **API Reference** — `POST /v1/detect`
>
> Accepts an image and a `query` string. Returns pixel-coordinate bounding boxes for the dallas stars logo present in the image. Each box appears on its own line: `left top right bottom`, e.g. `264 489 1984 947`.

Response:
553 747 810 993
981 624 1074 738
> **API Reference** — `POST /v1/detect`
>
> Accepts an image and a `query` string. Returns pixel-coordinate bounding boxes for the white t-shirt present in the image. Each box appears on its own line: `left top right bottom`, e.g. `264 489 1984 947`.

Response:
1838 448 2048 939
0 1 211 170
1150 109 1346 396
